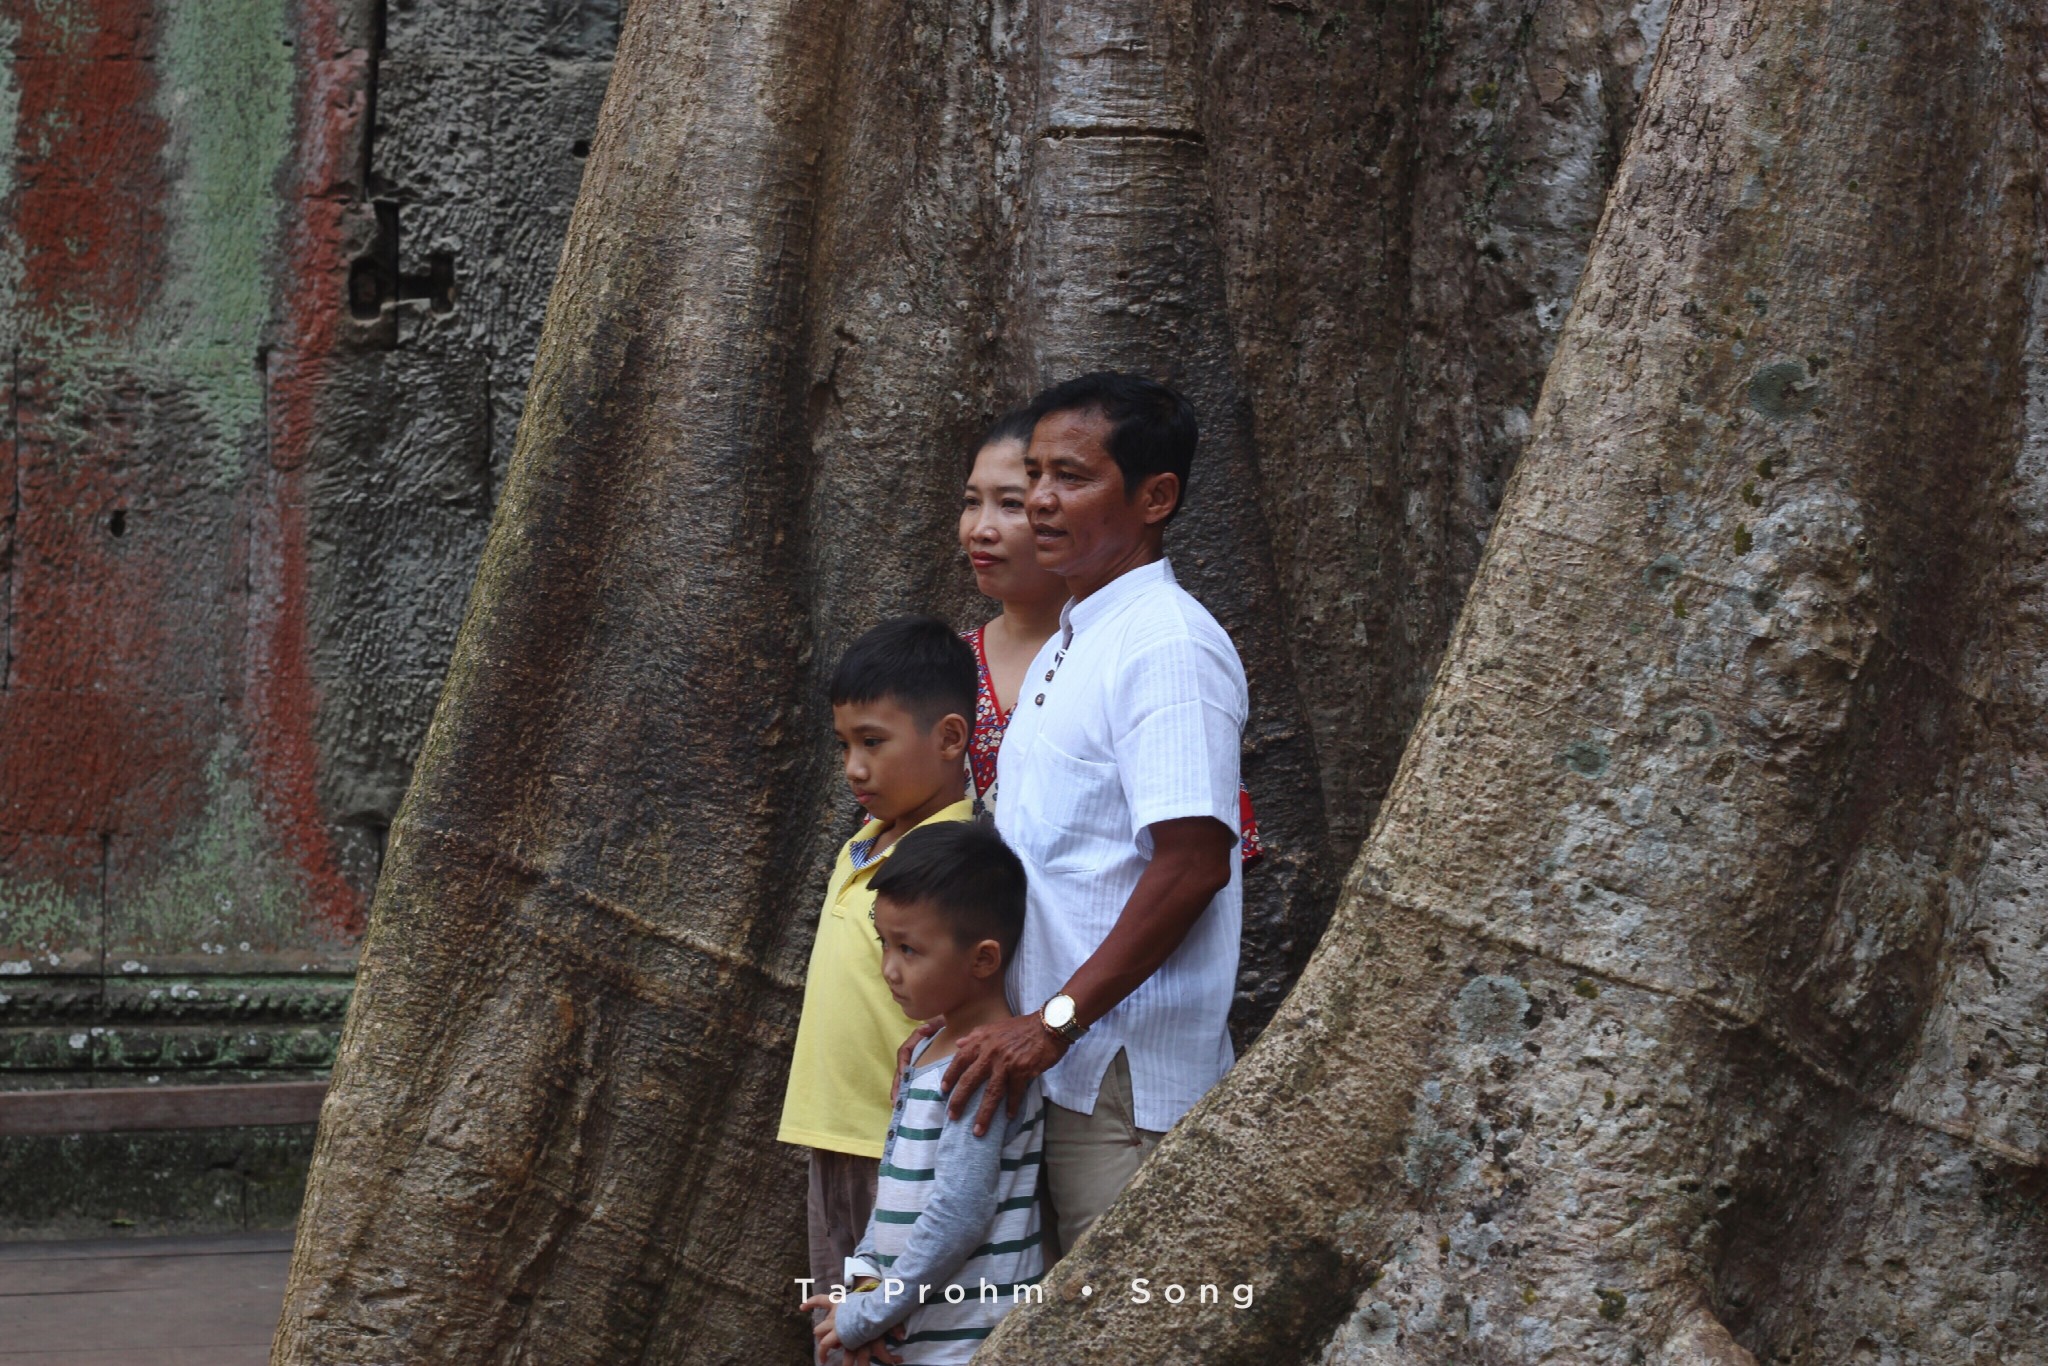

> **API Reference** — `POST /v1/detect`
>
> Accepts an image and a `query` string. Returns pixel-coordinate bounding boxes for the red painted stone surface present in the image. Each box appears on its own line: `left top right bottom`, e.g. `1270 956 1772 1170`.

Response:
0 3 621 1217
255 0 367 938
4 0 186 972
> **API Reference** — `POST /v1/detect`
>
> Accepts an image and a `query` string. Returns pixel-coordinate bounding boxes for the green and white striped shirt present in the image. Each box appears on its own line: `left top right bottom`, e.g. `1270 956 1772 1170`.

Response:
836 1043 1045 1362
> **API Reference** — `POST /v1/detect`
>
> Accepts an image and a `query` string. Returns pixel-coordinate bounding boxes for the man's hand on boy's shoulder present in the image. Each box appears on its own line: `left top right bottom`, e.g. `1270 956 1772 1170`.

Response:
892 1021 943 1102
941 1014 1062 1137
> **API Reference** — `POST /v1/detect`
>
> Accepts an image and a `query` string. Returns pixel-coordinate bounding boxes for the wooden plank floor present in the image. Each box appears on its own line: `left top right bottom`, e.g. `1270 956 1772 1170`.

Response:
0 1232 291 1364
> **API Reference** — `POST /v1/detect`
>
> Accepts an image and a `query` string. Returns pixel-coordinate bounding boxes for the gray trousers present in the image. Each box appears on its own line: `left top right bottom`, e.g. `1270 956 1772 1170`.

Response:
807 1149 878 1365
1042 1049 1164 1258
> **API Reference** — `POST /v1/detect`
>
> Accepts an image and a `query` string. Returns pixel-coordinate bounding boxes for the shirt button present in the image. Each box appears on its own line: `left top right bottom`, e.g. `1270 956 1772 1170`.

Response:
1035 694 1045 706
1044 670 1054 681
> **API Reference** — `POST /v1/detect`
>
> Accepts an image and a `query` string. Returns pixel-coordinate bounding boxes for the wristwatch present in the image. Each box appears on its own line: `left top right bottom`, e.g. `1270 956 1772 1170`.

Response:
1040 992 1087 1045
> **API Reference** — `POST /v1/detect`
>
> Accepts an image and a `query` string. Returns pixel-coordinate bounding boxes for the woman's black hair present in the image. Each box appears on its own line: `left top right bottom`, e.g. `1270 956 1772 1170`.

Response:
981 407 1038 449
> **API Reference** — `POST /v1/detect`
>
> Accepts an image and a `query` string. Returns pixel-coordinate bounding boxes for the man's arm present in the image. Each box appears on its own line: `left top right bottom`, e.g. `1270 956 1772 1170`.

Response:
940 815 1233 1134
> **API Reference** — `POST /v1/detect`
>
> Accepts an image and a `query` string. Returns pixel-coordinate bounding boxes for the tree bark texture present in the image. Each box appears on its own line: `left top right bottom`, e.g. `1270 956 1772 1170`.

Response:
276 0 2048 1362
981 0 2048 1361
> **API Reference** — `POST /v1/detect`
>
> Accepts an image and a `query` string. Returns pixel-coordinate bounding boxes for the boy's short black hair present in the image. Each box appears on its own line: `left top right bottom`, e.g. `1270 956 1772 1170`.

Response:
828 616 976 731
1023 372 1199 522
870 821 1027 962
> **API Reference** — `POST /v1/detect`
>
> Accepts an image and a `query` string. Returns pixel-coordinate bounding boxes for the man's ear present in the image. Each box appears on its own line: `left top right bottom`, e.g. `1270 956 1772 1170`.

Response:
1137 471 1181 526
970 938 1005 979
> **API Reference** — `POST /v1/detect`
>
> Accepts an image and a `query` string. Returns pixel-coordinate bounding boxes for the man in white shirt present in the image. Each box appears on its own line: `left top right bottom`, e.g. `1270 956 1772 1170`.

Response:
940 371 1245 1254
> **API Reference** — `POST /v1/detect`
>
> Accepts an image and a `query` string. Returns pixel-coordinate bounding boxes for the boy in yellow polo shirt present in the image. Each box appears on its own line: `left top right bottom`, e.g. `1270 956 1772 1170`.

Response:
781 616 978 1325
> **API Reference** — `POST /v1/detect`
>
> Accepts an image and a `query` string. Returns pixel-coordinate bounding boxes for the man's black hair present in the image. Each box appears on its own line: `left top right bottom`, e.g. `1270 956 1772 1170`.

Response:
981 406 1038 449
870 821 1027 962
828 616 977 731
1023 371 1200 521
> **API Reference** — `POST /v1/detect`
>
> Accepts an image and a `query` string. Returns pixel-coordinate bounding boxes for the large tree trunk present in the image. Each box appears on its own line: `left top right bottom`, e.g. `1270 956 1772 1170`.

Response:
983 0 2048 1361
278 0 2047 1362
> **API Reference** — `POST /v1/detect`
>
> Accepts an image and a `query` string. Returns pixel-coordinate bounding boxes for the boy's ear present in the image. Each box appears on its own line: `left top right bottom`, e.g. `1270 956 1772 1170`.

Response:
935 711 970 759
969 938 1004 979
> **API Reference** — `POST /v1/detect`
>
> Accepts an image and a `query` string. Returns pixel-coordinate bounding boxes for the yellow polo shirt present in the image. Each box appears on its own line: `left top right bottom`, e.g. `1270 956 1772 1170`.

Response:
778 800 975 1157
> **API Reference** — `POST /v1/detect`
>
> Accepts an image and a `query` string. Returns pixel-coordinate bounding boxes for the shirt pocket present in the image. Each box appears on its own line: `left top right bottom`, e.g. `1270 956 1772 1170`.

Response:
1013 737 1125 872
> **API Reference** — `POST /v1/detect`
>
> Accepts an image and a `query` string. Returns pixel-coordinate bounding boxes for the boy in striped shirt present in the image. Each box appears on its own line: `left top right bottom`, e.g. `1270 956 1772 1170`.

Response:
802 822 1044 1365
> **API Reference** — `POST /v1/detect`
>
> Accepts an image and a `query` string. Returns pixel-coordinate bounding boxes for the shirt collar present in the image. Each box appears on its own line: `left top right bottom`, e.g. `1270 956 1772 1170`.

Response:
1060 557 1175 646
848 798 976 870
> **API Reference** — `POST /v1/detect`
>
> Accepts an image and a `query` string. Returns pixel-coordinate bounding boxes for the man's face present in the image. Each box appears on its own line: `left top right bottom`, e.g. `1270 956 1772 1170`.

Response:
1023 408 1176 589
832 697 964 827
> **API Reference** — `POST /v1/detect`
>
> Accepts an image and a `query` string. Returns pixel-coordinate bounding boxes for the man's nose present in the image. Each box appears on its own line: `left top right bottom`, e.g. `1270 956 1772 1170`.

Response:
1027 477 1055 514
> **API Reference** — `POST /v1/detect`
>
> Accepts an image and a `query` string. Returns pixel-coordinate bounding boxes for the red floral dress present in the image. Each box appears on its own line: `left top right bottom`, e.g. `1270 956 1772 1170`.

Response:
965 626 1263 865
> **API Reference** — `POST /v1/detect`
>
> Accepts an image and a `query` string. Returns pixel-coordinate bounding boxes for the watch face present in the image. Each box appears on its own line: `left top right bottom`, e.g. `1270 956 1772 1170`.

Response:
1043 995 1076 1029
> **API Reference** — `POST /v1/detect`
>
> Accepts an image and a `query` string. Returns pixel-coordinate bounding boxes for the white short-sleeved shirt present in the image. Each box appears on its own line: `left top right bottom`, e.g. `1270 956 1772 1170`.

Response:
995 558 1247 1131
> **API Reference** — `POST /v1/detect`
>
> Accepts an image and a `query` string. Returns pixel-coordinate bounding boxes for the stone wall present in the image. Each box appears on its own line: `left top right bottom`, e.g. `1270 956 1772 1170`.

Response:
0 0 617 1234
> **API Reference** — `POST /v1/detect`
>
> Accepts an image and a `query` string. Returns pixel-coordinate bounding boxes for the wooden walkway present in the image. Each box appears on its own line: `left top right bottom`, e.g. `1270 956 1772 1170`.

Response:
0 1232 290 1364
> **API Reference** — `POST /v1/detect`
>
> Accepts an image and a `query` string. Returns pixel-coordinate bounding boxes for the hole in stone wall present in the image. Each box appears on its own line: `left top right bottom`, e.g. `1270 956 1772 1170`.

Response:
349 201 403 320
397 252 457 314
572 138 591 158
349 203 459 319
349 258 387 319
107 510 127 537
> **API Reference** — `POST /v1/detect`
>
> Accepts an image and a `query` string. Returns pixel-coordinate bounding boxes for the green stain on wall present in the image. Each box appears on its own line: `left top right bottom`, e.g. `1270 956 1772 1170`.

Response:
113 742 324 955
146 0 295 467
21 0 294 464
0 877 96 964
0 742 324 965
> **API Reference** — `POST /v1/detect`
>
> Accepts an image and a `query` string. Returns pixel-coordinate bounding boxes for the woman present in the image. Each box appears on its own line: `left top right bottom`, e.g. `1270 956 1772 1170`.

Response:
958 412 1261 862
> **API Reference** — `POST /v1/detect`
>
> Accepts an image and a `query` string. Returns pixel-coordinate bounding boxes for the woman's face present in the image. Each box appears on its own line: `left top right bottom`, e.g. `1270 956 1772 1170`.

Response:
960 438 1064 604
